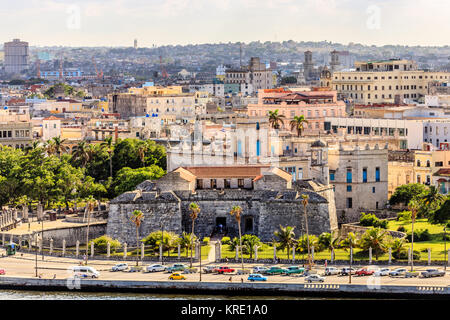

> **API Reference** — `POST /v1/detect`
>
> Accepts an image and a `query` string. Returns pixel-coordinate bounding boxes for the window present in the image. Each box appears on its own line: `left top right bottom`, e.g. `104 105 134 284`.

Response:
238 179 244 188
375 167 380 182
347 198 353 209
435 161 444 167
372 187 376 193
346 168 352 183
330 173 335 181
347 185 352 192
363 168 367 183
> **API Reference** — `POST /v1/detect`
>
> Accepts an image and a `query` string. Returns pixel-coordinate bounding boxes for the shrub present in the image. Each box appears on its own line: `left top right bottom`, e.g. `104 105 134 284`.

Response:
393 250 420 260
359 212 388 229
202 237 210 245
141 230 179 251
89 235 121 254
397 226 406 232
406 229 431 242
397 211 412 221
221 236 231 245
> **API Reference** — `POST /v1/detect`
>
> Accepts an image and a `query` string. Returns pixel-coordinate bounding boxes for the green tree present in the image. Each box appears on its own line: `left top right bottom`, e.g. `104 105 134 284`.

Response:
100 137 115 178
230 205 244 271
358 227 389 260
189 202 200 268
420 185 446 218
389 183 429 206
290 115 308 137
178 232 197 257
130 210 144 266
408 198 420 271
429 197 450 224
274 225 296 260
113 166 165 196
268 109 285 130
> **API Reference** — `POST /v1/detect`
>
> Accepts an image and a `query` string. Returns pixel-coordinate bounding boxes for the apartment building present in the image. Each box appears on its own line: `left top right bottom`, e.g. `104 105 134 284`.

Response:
0 112 33 149
225 57 273 92
248 88 346 134
323 59 450 104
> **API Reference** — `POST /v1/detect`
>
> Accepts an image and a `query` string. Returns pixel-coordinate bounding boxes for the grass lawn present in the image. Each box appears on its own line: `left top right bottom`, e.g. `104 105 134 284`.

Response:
387 218 449 260
219 218 449 262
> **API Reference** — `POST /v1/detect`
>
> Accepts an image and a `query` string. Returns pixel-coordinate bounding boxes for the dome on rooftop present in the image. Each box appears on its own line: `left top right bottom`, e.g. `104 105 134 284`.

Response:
311 139 327 148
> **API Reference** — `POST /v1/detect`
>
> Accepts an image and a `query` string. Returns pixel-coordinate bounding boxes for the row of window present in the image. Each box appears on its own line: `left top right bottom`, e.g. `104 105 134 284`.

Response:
330 167 380 183
0 130 31 138
424 126 449 136
336 74 448 81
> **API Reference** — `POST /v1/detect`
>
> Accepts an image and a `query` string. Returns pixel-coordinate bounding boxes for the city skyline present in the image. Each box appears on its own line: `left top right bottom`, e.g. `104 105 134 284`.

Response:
1 0 449 47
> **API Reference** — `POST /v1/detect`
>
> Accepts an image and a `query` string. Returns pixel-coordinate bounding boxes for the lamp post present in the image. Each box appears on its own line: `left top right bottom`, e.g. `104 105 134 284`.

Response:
444 227 447 272
40 213 44 261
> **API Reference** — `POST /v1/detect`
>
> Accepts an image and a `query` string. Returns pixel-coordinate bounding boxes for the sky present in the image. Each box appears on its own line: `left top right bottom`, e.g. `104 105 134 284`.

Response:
1 0 449 47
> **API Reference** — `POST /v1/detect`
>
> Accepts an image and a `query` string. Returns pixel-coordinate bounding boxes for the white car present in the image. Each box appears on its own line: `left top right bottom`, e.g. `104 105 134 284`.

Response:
146 264 167 272
71 266 100 278
305 274 325 283
111 263 128 272
253 266 269 273
324 267 339 276
389 268 407 277
373 268 390 277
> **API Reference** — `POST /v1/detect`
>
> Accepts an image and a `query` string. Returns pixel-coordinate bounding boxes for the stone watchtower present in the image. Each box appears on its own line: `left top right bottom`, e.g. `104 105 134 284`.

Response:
309 139 330 185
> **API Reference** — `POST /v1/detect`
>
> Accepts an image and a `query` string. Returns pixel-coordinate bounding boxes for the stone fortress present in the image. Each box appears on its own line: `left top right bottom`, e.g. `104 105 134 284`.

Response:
107 164 338 244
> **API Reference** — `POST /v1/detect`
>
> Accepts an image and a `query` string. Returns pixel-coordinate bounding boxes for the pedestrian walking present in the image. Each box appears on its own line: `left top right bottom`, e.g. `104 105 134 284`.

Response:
229 276 232 282
240 278 243 283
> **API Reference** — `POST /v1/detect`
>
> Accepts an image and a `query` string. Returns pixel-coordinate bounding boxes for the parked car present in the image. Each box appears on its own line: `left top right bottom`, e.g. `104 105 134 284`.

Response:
283 266 305 275
405 271 419 278
355 268 375 276
248 274 268 281
339 267 356 276
420 269 445 278
252 266 269 274
373 268 390 277
168 273 186 280
264 266 286 275
389 268 407 277
146 264 167 272
167 264 188 273
305 274 325 283
0 269 5 275
324 267 339 276
111 263 128 272
203 266 218 274
214 266 235 274
71 266 100 279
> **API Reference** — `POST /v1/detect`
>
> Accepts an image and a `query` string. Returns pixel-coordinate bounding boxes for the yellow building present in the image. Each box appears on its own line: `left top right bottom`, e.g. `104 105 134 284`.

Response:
322 59 450 104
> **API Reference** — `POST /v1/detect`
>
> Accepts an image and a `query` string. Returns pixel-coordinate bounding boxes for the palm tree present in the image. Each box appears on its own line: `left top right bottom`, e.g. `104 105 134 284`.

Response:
408 198 420 272
301 194 312 270
179 232 195 257
359 227 388 260
100 136 114 178
290 115 309 137
274 225 296 260
72 141 92 168
130 210 144 266
390 237 409 259
138 143 148 168
84 196 95 265
421 186 446 216
340 232 358 283
230 205 244 272
51 136 67 158
188 202 200 268
268 109 285 129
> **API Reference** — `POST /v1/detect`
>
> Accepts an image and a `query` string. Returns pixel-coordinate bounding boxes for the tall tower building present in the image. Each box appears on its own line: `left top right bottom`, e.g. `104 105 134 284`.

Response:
330 50 340 72
134 39 138 49
4 39 29 75
303 50 313 80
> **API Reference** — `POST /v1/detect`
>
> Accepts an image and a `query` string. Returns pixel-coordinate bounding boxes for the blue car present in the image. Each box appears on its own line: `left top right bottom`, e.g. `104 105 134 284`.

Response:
247 273 268 282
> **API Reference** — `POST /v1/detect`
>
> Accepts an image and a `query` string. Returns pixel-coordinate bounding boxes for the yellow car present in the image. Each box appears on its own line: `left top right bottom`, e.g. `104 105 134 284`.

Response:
169 273 186 280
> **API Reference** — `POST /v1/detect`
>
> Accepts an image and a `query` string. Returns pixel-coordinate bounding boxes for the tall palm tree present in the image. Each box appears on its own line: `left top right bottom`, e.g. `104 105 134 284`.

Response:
188 202 200 268
100 136 114 178
290 115 309 137
51 136 67 158
408 198 420 272
84 196 95 265
274 225 296 260
340 232 358 283
301 194 312 270
138 143 148 168
72 141 92 168
268 109 285 130
130 210 144 266
359 227 388 260
421 186 445 216
230 205 244 272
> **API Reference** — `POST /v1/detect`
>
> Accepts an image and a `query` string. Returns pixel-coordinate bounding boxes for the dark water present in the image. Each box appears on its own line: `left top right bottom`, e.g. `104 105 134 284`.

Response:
0 290 339 300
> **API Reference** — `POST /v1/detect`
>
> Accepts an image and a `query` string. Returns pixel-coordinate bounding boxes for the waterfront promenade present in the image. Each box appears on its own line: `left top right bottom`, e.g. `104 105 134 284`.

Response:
0 247 448 298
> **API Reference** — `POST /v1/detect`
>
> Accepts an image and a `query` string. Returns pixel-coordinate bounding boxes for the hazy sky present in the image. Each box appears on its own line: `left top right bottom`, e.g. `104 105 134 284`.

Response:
1 0 449 47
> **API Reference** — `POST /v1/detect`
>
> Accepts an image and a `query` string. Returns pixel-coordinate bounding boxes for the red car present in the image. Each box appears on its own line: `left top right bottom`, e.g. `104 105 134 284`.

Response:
214 266 235 274
0 269 5 275
356 268 374 276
